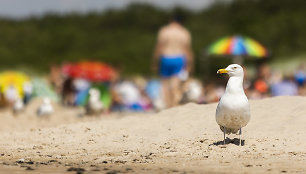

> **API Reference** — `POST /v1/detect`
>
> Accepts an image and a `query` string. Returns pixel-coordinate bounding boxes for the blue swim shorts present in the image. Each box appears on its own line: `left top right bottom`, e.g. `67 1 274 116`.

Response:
159 55 186 78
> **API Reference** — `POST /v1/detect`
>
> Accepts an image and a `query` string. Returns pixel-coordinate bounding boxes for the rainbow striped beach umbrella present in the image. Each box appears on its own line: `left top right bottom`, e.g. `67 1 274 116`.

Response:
208 35 268 58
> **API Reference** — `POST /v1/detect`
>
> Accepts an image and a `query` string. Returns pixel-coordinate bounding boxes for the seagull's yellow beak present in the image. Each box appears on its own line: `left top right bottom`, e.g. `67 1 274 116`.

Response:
217 69 228 74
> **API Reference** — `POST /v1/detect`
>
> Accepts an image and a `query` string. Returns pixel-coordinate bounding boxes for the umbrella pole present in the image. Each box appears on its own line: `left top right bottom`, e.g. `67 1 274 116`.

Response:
233 56 243 65
202 49 210 80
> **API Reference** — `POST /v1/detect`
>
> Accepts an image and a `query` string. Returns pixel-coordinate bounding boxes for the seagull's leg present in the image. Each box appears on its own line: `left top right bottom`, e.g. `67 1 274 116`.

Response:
223 128 226 145
239 128 242 146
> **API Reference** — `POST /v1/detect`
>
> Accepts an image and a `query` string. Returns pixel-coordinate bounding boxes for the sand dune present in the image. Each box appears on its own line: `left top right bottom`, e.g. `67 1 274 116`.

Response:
0 96 306 173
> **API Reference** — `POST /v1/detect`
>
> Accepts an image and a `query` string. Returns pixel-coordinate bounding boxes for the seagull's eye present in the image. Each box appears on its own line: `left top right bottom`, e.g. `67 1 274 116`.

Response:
233 67 237 69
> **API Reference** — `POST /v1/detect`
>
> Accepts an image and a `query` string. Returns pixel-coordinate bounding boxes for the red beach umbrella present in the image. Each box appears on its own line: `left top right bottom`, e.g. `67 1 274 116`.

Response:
62 61 117 82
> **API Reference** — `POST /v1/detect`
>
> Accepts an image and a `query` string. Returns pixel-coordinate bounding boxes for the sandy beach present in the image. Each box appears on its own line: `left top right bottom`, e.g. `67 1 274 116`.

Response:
0 96 306 174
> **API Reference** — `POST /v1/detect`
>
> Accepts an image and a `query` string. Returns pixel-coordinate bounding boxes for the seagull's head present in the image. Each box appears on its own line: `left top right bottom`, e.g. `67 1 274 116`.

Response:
217 64 244 77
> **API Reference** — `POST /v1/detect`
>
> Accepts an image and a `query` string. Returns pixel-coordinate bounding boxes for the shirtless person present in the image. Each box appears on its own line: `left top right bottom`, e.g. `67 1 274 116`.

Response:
153 17 193 108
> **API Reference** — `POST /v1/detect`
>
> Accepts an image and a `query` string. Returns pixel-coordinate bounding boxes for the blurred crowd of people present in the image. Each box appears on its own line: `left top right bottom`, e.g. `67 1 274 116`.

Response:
0 62 305 116
245 63 306 99
50 70 206 113
47 62 306 115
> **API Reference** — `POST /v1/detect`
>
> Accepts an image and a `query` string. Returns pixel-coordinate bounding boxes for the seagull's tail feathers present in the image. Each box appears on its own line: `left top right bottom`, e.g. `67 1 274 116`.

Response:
220 126 239 135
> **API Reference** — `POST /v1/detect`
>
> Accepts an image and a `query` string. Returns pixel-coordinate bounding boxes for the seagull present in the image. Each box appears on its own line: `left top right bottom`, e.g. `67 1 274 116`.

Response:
13 98 24 115
86 88 104 116
185 79 203 102
37 97 53 116
216 64 250 145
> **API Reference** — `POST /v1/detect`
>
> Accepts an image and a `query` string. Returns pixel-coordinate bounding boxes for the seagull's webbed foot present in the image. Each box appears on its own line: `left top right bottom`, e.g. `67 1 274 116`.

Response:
223 128 226 145
239 128 242 146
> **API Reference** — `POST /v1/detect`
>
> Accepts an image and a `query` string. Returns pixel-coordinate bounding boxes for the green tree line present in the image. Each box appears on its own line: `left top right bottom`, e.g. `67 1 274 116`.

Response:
0 0 305 75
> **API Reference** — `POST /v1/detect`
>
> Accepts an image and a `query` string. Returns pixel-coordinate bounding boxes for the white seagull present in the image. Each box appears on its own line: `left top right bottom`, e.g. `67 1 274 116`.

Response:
86 88 104 115
37 97 53 116
13 98 24 115
216 64 250 145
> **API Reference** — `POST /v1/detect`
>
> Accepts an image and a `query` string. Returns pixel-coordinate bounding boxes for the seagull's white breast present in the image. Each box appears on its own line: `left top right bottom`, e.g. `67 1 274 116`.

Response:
38 104 53 116
88 97 104 111
216 93 250 129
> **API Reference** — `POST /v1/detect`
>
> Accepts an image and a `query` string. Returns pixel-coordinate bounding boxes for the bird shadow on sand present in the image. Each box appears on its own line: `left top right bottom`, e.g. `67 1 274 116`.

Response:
210 138 245 146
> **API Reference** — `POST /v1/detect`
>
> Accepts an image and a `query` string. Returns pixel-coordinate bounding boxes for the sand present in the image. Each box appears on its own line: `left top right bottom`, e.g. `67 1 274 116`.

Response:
0 96 306 174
